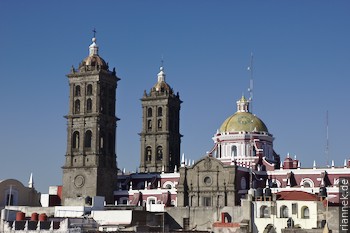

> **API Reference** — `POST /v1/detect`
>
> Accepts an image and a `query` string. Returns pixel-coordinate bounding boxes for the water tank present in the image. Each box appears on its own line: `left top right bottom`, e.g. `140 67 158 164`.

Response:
265 187 272 197
39 213 47 222
16 212 25 221
256 187 263 197
319 187 327 197
31 212 39 221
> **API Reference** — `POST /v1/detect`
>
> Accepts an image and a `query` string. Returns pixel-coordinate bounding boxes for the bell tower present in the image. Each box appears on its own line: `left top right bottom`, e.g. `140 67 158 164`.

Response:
62 35 120 205
139 66 182 173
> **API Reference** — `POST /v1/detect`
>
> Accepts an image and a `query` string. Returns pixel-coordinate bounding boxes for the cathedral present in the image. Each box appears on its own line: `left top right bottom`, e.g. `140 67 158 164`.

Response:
2 35 345 232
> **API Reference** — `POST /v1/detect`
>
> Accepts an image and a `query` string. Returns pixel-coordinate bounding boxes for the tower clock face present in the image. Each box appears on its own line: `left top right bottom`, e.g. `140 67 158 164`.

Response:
74 175 85 188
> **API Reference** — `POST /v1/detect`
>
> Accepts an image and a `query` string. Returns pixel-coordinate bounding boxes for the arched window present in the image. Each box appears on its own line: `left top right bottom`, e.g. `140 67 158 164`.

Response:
157 107 162 116
74 99 80 114
87 84 93 95
260 205 270 218
146 146 152 161
231 145 237 157
301 206 310 219
147 119 152 130
86 98 92 113
147 108 152 117
158 119 162 129
280 205 289 218
75 85 81 96
301 178 314 188
156 146 163 160
84 130 92 148
72 131 80 149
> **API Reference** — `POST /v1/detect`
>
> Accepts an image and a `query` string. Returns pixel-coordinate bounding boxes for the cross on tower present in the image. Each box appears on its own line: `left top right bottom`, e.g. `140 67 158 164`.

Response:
93 28 97 38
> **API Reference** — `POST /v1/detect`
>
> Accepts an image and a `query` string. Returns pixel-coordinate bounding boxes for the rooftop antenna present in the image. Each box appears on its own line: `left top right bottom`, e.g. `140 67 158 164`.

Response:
325 110 330 167
247 52 254 114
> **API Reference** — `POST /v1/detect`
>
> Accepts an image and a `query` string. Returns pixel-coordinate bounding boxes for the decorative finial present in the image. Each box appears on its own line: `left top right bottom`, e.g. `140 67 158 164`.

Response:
89 30 99 56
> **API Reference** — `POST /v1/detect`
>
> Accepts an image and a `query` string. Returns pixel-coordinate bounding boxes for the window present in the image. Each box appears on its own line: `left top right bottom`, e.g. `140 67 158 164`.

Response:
158 119 162 129
301 206 310 219
231 145 237 157
301 178 314 188
75 85 81 96
86 98 92 113
147 108 152 117
74 100 80 114
280 205 289 218
292 203 297 215
148 120 152 130
156 146 163 160
72 131 80 149
157 107 163 116
146 147 152 161
87 84 93 95
84 130 92 148
203 197 211 207
260 205 270 218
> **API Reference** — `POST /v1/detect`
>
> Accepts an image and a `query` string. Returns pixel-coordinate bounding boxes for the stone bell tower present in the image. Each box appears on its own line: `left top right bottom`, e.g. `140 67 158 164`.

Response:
139 66 182 173
62 35 120 205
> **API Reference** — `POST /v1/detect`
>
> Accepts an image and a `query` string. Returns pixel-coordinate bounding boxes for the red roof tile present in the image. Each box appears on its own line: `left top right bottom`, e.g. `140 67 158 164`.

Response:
276 191 318 201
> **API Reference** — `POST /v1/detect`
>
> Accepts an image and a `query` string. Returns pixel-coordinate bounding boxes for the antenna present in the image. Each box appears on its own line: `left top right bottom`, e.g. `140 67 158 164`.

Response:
247 53 254 114
325 110 329 167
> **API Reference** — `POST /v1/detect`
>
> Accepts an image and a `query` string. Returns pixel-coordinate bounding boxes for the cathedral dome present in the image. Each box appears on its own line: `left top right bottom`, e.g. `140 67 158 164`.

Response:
78 37 109 71
219 112 268 133
219 96 268 133
80 54 108 69
151 66 173 94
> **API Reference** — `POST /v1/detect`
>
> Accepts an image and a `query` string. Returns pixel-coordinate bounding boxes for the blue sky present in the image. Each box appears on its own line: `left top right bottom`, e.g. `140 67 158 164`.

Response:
1 1 349 193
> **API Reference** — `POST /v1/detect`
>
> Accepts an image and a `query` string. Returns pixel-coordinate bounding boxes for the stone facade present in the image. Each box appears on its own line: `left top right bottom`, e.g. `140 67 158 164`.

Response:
61 37 120 204
177 156 236 207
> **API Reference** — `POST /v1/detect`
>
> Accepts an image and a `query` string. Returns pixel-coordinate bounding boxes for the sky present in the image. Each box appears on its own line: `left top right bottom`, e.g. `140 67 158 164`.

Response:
1 1 349 193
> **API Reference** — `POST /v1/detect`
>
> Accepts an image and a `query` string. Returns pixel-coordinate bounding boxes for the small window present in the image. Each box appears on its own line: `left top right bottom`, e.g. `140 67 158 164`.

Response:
146 147 152 161
87 98 92 113
231 145 237 157
260 205 270 218
72 131 80 149
157 107 162 116
147 108 152 117
148 120 152 130
301 206 310 219
156 146 163 160
87 84 93 95
292 203 297 215
85 130 92 148
74 100 80 114
280 205 289 218
203 197 211 207
75 85 81 96
158 119 162 129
